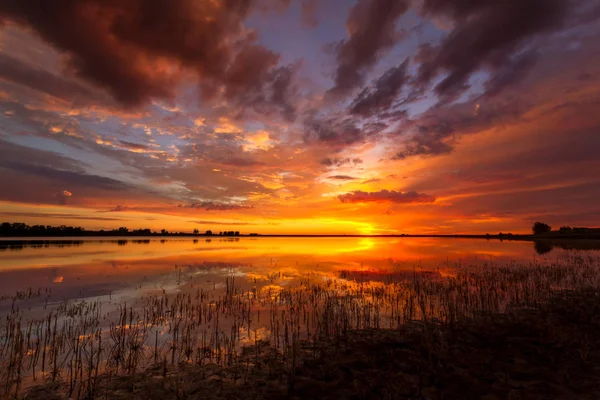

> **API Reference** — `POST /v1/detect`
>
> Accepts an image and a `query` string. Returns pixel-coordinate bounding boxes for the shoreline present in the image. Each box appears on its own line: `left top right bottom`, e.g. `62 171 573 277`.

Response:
1 233 599 240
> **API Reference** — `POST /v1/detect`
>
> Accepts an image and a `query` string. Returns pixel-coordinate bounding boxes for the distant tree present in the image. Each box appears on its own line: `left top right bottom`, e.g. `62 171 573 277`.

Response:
559 226 572 233
219 231 223 236
118 227 129 233
160 229 168 235
193 229 199 235
532 222 551 235
0 222 11 233
205 230 213 236
234 231 239 236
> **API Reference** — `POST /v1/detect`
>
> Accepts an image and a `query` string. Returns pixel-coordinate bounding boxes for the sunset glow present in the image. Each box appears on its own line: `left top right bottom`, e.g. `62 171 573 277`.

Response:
0 0 599 234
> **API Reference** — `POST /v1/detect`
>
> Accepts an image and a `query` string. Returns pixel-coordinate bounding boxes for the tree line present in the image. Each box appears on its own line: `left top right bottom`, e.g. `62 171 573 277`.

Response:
532 222 600 237
0 222 243 237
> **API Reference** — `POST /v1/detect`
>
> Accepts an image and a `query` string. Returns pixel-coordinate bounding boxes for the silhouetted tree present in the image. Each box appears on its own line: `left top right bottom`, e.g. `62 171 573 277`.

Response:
234 231 239 236
534 241 554 255
205 230 213 236
532 222 551 235
559 226 572 233
193 229 199 235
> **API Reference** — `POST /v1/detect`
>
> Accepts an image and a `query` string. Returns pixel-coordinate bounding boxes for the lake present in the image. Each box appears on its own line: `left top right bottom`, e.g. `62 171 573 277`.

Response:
0 236 598 313
1 237 600 396
0 236 584 303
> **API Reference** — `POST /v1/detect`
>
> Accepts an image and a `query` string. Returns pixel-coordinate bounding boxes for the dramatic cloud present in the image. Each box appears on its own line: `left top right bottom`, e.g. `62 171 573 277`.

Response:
0 0 294 114
104 205 132 212
0 139 129 191
0 52 106 105
191 219 260 226
328 0 409 96
338 190 436 204
1 212 125 221
349 59 409 117
230 63 299 121
393 95 527 158
0 0 598 235
0 160 129 191
304 114 386 146
320 157 363 167
393 128 455 159
178 202 255 211
483 51 539 98
328 175 357 181
417 0 568 96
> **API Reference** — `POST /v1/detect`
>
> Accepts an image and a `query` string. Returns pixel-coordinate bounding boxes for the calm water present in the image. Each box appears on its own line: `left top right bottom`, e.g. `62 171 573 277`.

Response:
2 236 600 394
0 236 597 311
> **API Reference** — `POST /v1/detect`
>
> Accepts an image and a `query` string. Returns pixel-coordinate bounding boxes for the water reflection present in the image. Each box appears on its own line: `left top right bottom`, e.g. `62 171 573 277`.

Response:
0 238 599 307
533 239 600 254
1 237 599 310
534 241 554 255
2 236 600 396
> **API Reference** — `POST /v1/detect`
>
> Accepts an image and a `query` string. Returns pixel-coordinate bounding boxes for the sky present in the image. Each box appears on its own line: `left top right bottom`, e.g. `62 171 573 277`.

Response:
0 0 599 235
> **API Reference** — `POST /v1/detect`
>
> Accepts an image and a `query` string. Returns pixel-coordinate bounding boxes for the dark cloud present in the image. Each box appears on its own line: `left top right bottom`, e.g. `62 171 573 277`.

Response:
320 157 363 167
216 157 267 168
338 190 436 204
0 138 82 171
103 205 132 212
483 51 539 98
190 219 260 226
178 202 254 211
0 138 129 191
304 116 363 145
328 175 357 180
0 52 107 105
222 44 280 100
0 160 129 191
231 63 299 122
0 212 125 221
393 96 527 158
268 65 298 122
328 0 410 96
378 109 409 121
417 0 568 96
304 114 387 146
349 59 409 117
0 0 293 115
393 128 455 159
